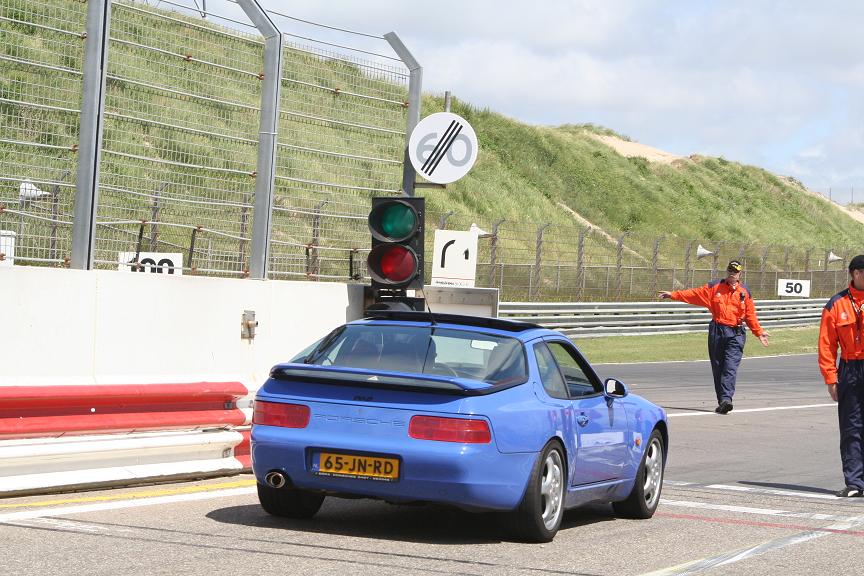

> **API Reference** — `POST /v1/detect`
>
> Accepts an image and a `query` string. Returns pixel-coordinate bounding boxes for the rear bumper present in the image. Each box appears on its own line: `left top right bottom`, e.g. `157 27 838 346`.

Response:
251 425 536 511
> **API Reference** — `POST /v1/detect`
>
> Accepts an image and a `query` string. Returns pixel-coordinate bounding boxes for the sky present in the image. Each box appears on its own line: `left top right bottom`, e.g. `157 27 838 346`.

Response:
196 0 864 203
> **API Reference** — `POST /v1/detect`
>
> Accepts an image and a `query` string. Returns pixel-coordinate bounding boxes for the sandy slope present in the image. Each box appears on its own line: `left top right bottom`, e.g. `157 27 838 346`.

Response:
592 132 864 225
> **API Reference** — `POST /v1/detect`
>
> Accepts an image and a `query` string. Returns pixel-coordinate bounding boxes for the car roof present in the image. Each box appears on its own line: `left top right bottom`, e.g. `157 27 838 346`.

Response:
355 311 557 341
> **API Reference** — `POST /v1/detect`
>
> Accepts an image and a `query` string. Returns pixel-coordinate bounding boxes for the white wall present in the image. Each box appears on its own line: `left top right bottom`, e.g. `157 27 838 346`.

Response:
1 267 364 389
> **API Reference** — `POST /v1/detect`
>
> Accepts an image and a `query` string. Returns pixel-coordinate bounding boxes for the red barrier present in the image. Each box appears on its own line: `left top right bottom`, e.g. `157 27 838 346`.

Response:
0 383 248 439
235 428 251 469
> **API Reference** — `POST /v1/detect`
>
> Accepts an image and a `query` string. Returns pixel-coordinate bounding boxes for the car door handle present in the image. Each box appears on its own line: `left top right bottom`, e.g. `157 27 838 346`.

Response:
576 414 589 427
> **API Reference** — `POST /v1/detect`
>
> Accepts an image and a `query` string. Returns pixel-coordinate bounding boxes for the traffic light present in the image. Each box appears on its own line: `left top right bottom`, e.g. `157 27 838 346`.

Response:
367 197 424 291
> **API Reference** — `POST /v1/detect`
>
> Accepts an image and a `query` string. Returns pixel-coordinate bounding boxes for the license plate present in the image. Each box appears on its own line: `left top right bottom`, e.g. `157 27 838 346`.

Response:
313 451 400 482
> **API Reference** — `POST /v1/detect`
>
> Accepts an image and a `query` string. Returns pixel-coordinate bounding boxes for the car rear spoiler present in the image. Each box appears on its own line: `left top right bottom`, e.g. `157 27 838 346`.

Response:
268 363 524 396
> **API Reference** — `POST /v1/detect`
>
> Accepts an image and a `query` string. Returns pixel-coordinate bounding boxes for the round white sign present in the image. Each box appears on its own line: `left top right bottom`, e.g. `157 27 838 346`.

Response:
408 112 478 184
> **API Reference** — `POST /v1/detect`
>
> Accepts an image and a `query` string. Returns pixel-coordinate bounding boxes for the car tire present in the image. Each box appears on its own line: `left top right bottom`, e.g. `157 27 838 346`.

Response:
508 440 566 542
257 483 325 519
613 429 664 519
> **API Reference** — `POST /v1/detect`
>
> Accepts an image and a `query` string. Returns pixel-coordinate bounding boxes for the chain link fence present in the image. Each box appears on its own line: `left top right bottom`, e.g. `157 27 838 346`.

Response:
1 0 860 302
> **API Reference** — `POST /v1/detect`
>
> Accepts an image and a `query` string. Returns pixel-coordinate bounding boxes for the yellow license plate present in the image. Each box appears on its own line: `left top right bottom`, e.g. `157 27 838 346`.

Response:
316 452 400 481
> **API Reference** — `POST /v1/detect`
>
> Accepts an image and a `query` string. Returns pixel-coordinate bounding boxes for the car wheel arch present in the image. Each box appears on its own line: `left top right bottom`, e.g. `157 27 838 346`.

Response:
653 421 668 460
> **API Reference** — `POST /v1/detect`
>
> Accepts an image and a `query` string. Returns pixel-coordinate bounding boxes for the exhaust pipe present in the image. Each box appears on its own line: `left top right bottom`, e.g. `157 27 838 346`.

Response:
265 470 287 489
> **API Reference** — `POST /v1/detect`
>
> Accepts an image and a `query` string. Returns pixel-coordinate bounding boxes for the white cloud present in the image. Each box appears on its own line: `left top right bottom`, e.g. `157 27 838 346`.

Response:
206 0 864 198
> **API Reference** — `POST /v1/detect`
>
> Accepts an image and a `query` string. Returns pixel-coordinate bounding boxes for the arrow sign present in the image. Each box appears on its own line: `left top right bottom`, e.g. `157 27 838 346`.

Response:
431 230 478 287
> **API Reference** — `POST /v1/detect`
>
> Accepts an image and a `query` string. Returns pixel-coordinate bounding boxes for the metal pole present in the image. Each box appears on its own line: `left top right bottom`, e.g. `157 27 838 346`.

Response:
308 200 327 279
683 241 693 287
576 229 588 300
651 236 662 298
150 182 166 251
239 0 283 280
488 219 505 287
615 232 628 301
532 224 550 301
709 241 722 279
71 0 111 270
385 32 422 197
444 91 451 112
759 245 771 295
438 211 454 230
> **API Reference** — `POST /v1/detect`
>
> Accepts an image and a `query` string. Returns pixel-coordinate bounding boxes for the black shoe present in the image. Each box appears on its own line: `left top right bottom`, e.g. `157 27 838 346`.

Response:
836 486 863 497
718 401 733 415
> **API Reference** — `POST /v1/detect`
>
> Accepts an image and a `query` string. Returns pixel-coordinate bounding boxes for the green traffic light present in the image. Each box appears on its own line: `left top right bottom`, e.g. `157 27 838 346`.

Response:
371 201 417 241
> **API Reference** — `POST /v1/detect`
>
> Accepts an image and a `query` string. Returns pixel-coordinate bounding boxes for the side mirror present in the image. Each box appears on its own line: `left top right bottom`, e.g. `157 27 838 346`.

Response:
604 378 628 398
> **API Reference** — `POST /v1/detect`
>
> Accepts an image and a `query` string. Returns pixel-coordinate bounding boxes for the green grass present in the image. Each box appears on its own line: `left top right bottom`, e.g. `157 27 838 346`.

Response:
574 325 819 364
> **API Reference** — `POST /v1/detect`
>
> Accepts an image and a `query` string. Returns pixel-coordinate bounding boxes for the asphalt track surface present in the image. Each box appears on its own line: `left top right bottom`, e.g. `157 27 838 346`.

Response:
4 353 864 575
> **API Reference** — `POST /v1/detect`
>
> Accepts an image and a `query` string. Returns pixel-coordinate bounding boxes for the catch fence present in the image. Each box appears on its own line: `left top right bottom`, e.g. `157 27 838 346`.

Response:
0 0 859 302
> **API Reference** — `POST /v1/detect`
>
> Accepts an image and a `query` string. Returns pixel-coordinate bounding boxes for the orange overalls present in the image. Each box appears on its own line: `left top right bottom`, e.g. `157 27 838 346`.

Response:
819 284 864 490
670 280 765 404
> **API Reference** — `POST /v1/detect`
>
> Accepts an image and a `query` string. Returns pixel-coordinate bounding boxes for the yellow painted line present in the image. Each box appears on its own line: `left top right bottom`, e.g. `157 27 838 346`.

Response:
0 478 256 509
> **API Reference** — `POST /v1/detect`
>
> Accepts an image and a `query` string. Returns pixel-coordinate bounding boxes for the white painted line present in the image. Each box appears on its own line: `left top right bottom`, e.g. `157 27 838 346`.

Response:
661 499 863 522
667 403 835 418
640 517 864 575
0 486 256 523
704 484 840 501
596 352 817 366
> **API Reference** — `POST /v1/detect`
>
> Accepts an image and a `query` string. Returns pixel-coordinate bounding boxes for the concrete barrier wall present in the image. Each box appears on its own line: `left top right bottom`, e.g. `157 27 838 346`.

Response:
1 266 365 388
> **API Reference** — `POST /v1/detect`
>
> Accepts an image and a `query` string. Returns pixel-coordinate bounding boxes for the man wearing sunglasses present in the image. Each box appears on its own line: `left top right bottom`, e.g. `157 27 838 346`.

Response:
659 260 769 414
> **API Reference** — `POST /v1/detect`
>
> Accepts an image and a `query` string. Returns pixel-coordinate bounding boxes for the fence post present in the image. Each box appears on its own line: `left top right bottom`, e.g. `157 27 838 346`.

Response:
759 245 771 295
711 241 726 279
438 211 454 230
240 0 283 280
49 170 70 261
149 182 166 251
615 232 628 301
683 240 693 288
576 228 588 301
238 192 249 274
71 0 111 270
384 32 422 197
488 219 505 287
531 223 550 301
307 200 327 279
651 236 662 298
784 246 791 275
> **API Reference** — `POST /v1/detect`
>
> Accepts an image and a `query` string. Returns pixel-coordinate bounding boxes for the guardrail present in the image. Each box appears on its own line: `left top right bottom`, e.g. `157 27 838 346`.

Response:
0 382 251 496
499 298 826 337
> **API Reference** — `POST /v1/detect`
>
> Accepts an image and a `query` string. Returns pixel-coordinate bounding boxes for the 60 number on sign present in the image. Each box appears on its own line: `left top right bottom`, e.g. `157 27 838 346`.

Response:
777 278 810 298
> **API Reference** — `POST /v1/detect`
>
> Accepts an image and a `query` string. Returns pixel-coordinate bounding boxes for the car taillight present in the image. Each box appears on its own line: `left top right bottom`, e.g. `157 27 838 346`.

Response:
409 416 491 443
252 401 310 428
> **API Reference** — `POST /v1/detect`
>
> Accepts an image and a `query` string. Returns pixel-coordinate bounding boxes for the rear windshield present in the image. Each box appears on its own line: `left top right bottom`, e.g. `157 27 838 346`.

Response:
302 325 527 385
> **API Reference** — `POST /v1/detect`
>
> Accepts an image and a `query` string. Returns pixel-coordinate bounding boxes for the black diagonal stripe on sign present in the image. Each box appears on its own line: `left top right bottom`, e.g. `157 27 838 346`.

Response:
422 120 457 173
427 123 463 176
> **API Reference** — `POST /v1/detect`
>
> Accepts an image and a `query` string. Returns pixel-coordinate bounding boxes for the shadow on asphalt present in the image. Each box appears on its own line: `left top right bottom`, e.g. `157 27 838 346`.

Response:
207 499 618 544
736 480 837 495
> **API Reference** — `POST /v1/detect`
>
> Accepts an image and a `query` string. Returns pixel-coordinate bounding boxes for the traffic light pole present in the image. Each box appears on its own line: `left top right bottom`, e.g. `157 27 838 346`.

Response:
384 32 422 198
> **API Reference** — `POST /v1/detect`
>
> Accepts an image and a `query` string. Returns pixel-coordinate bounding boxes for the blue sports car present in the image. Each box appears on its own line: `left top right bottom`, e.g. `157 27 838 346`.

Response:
251 311 668 542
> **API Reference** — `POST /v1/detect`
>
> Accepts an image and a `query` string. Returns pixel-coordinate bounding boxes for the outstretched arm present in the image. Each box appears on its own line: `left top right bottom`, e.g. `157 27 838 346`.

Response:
661 284 714 309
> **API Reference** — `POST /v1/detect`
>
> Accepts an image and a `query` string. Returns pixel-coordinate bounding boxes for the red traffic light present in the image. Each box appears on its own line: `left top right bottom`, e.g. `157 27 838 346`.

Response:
367 244 418 285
